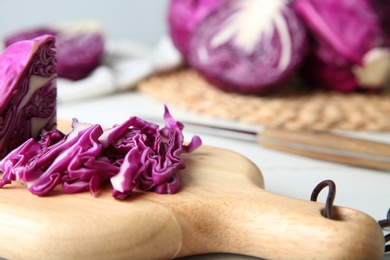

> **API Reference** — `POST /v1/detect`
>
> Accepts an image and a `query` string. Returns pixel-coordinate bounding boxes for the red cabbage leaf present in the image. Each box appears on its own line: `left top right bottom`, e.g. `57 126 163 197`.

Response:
0 106 202 200
0 34 56 159
168 0 221 61
294 0 390 91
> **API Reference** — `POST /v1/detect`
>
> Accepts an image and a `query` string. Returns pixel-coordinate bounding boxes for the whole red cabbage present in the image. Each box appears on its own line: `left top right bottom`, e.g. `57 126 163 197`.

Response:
167 0 221 61
0 106 202 200
294 0 390 92
0 34 56 159
187 0 308 94
4 22 105 81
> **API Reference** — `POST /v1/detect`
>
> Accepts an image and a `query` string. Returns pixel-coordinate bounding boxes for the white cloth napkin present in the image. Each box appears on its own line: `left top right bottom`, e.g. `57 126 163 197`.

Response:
57 36 183 103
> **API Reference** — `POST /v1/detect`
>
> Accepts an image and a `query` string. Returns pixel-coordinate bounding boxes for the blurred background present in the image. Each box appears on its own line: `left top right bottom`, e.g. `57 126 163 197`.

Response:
0 0 169 48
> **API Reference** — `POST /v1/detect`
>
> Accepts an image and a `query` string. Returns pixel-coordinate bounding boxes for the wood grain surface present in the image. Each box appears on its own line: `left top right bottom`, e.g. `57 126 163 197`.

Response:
0 121 384 259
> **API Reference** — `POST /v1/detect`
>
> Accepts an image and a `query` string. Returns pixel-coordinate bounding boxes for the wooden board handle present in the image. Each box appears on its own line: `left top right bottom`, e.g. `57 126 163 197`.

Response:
170 187 384 259
4 188 381 260
260 128 390 170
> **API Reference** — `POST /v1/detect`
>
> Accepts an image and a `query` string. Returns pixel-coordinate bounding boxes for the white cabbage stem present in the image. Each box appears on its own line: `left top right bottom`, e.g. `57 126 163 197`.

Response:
352 48 390 88
210 0 291 71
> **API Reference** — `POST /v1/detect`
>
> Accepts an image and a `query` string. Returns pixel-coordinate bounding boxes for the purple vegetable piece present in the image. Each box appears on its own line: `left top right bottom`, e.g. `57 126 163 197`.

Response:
376 0 390 39
294 0 390 91
187 0 308 95
168 0 221 60
0 119 104 196
0 34 57 159
108 106 202 199
4 28 58 47
62 156 119 195
4 23 105 81
56 29 104 81
0 106 202 200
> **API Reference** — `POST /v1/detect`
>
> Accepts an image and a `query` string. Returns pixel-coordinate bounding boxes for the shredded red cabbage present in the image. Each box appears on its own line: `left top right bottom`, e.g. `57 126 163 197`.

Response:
0 106 202 200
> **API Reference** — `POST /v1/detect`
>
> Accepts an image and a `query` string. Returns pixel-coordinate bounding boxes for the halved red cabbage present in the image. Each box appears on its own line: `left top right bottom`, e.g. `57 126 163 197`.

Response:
4 22 105 81
0 106 202 200
294 0 390 92
0 34 56 159
187 0 308 94
167 0 221 61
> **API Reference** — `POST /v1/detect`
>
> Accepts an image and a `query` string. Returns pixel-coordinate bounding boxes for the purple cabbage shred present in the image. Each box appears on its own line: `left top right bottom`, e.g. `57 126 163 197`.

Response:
0 106 202 200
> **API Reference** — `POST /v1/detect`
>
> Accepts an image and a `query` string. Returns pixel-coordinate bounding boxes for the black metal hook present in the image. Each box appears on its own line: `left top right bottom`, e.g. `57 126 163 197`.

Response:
311 181 390 253
378 209 390 252
379 209 390 228
310 180 336 219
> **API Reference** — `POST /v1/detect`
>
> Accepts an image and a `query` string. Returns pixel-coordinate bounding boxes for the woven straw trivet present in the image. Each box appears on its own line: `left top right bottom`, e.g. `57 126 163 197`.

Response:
137 68 390 131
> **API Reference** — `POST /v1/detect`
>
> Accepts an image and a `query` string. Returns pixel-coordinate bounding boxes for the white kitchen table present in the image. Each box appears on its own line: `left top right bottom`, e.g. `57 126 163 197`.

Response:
58 90 390 260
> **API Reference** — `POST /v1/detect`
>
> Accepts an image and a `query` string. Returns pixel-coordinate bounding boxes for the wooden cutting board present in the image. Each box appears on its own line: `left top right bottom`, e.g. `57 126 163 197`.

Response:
0 122 384 259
